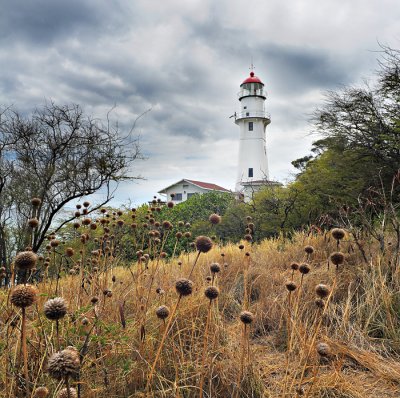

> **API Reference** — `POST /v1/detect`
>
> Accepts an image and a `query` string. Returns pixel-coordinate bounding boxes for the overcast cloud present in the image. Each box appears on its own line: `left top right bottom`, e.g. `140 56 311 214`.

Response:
1 0 399 205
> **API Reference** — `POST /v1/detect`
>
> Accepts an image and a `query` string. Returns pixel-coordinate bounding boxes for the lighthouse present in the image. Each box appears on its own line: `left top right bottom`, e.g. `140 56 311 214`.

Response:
235 70 271 198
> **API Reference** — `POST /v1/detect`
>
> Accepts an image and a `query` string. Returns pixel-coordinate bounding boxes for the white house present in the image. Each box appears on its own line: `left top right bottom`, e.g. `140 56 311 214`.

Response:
158 179 230 203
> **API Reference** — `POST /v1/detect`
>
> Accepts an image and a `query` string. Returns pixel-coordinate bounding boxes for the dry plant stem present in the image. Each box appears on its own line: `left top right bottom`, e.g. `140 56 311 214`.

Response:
243 254 250 309
171 238 179 259
145 295 182 395
199 300 212 398
56 319 60 350
303 360 321 398
235 324 247 398
292 274 305 323
188 251 201 279
65 376 71 398
282 292 294 393
21 307 30 396
292 277 337 393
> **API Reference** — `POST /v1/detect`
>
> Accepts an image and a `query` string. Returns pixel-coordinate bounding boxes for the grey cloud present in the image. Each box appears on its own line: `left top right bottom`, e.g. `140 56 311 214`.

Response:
0 0 128 45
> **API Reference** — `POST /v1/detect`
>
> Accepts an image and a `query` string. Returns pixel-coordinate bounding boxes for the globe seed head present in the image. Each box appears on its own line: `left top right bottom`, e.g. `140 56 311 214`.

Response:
156 305 170 320
304 245 314 254
210 262 221 274
239 310 254 325
44 297 68 320
209 213 221 225
11 284 38 308
330 252 345 266
14 251 38 271
285 281 297 292
47 347 80 380
331 228 345 241
315 284 330 298
204 286 219 300
290 262 299 271
34 386 49 398
175 278 193 296
299 263 311 275
57 388 77 398
195 236 213 253
31 197 42 207
316 342 331 357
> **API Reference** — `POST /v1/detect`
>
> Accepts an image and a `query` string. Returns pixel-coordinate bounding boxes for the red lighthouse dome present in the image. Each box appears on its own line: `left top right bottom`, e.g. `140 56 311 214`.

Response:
241 71 263 86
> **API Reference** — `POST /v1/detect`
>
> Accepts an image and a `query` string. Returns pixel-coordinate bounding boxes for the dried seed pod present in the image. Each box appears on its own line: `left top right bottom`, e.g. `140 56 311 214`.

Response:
11 284 38 308
65 247 74 257
331 228 345 241
44 297 68 320
304 245 314 254
209 213 221 225
28 218 39 229
290 262 299 271
47 347 80 380
316 342 331 357
285 281 297 292
204 286 219 300
244 234 252 242
175 278 193 296
156 305 170 320
210 262 221 274
315 284 330 298
14 251 38 271
34 386 49 398
57 388 77 398
330 252 344 266
299 263 310 274
195 236 213 253
31 197 42 207
239 311 254 325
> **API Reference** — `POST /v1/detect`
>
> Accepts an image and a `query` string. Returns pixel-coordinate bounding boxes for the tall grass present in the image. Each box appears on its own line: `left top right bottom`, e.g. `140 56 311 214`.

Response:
1 207 400 397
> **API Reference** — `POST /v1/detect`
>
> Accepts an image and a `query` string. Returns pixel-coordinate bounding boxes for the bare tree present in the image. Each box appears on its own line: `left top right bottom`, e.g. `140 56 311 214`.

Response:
0 102 143 275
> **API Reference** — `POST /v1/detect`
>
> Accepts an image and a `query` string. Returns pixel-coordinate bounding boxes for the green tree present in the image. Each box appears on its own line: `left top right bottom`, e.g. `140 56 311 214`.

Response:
289 45 400 224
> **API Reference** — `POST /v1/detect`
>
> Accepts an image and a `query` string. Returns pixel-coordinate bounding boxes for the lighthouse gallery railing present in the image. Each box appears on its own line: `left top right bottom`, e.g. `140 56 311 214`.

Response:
234 110 270 120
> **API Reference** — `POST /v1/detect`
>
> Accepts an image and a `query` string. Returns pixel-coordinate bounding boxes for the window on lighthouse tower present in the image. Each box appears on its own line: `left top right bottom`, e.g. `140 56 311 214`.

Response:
248 122 253 131
248 168 253 178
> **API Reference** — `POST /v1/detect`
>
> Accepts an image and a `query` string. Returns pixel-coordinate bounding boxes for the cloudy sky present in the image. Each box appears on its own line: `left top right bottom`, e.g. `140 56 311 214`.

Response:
1 0 399 206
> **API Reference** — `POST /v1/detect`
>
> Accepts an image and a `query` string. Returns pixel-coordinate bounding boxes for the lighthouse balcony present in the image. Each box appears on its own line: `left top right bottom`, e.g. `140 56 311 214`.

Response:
235 110 271 121
237 88 266 99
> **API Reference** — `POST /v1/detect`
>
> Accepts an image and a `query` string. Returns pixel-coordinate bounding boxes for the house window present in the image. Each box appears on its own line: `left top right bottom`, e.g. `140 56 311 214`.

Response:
248 122 253 131
246 112 249 116
248 168 253 178
173 193 183 201
183 184 189 188
187 193 196 199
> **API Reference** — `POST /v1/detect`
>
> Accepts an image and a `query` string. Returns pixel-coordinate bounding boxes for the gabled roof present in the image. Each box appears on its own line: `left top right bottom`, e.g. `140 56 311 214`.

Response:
158 179 230 194
186 179 230 192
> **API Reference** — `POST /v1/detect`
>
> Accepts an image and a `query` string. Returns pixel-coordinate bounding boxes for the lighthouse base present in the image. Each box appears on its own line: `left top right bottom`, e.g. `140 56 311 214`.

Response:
236 180 282 202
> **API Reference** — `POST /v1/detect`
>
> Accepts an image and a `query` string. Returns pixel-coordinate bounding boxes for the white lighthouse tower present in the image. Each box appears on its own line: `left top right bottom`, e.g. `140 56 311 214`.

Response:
235 70 271 198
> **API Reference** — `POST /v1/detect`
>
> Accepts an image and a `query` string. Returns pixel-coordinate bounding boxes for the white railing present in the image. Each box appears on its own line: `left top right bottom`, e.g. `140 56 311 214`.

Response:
235 111 270 120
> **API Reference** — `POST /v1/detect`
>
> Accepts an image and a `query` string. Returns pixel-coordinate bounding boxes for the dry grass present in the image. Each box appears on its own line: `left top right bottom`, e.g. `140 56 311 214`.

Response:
1 223 400 397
